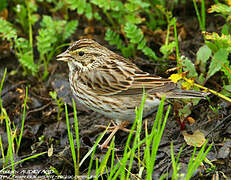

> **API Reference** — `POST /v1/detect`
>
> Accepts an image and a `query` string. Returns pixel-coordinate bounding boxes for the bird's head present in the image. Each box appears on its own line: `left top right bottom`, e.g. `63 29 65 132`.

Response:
57 39 110 72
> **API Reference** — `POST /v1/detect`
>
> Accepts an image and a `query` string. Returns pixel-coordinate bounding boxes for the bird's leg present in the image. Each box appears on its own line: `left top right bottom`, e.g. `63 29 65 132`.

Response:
99 120 131 149
95 120 131 132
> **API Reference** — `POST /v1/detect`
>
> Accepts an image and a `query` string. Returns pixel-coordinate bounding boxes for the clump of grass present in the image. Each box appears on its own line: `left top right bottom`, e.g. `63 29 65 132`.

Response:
64 92 212 179
0 69 47 175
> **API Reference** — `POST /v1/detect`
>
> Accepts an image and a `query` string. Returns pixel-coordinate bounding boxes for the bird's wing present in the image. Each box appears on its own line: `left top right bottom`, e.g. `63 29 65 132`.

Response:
79 59 176 96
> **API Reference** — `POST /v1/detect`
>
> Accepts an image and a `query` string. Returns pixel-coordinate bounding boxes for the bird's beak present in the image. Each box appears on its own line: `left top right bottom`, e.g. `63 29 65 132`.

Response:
56 51 71 62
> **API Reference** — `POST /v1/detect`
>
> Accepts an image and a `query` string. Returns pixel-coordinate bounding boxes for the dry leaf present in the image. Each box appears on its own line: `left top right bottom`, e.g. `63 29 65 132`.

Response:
48 144 53 157
186 116 196 124
183 130 206 147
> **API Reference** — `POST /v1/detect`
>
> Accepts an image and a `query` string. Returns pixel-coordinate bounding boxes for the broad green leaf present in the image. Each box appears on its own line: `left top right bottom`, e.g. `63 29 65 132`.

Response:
206 48 229 80
77 0 86 14
224 85 231 91
205 41 218 52
182 58 198 78
196 45 212 73
0 0 7 11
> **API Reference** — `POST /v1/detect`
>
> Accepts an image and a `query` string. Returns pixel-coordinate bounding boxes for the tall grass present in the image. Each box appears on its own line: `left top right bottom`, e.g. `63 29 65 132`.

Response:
65 92 212 179
0 69 46 175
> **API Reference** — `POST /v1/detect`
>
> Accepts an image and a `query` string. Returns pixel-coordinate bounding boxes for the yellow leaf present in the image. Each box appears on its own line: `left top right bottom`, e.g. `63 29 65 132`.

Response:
228 0 231 6
169 73 183 83
182 81 193 90
48 144 53 157
183 130 206 147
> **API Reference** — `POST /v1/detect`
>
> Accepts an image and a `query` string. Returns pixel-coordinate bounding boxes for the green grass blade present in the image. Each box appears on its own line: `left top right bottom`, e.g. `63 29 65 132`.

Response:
72 98 80 176
65 104 77 177
16 86 28 154
3 108 15 174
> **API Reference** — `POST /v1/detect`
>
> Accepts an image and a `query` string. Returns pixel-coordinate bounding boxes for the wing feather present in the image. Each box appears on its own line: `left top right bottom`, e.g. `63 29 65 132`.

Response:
78 57 176 96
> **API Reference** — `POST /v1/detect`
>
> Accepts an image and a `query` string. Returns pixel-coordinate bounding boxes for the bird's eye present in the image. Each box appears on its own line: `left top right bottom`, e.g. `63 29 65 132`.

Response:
78 51 84 56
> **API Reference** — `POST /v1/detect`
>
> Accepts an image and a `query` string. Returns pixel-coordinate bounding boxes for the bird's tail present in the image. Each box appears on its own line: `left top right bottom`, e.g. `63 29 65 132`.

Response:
164 89 210 99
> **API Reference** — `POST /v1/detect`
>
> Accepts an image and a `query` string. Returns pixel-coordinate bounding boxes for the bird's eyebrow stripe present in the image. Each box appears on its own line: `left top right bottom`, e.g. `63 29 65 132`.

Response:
69 42 94 50
70 48 84 54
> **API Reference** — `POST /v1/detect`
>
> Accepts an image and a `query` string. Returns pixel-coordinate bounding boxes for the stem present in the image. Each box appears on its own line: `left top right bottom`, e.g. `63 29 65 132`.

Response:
25 0 34 57
173 18 182 73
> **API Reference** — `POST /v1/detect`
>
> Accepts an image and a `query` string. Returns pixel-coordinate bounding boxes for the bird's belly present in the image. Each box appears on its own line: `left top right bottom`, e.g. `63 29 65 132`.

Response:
72 86 161 121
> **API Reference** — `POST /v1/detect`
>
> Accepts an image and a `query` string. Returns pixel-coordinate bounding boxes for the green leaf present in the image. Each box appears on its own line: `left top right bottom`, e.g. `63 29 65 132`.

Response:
0 18 17 42
221 84 231 97
105 29 123 48
182 58 198 78
15 37 31 53
18 51 38 73
142 47 157 60
37 29 54 56
85 3 93 19
124 23 143 44
221 23 230 35
0 0 7 11
63 20 78 40
224 84 231 91
208 3 231 16
125 14 142 24
198 74 205 84
93 12 101 20
160 41 176 57
196 45 212 73
205 41 218 52
77 0 86 14
121 45 134 58
49 91 57 99
137 39 147 50
206 48 229 80
221 63 231 84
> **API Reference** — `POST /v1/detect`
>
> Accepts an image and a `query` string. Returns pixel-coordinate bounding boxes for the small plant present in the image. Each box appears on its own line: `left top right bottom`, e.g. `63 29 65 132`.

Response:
0 18 38 75
65 0 171 60
171 141 213 180
63 92 213 178
65 92 171 179
13 1 39 34
208 2 231 35
180 34 231 97
49 91 64 121
0 1 78 79
65 99 80 177
37 16 78 79
193 0 206 31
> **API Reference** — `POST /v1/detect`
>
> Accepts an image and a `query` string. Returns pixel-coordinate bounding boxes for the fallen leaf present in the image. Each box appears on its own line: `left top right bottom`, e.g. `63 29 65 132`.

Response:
186 116 196 124
48 144 53 157
183 130 206 147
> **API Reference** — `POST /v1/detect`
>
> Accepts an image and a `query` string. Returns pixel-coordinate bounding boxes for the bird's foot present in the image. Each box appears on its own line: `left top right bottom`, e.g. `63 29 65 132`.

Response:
96 120 132 149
